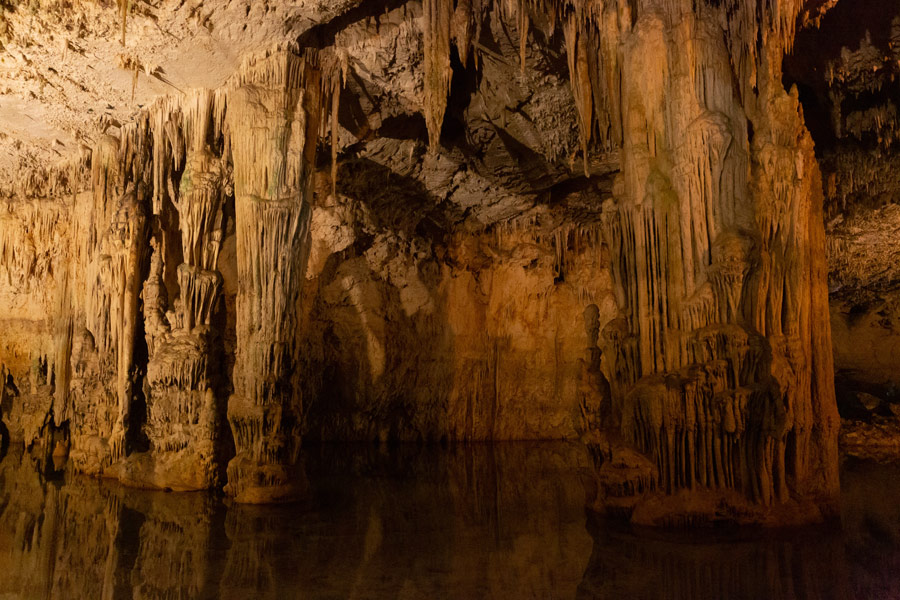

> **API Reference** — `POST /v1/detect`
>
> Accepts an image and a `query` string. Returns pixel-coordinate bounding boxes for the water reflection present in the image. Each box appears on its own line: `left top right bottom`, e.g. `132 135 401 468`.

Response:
1 445 899 599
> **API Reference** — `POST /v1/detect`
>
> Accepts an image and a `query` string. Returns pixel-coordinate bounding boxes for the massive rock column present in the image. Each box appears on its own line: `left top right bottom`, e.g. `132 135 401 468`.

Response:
224 51 322 503
70 133 151 475
582 1 840 523
134 90 230 490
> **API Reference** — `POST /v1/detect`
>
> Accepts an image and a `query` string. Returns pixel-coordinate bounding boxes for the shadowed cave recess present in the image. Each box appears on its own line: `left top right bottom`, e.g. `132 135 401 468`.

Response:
0 0 895 535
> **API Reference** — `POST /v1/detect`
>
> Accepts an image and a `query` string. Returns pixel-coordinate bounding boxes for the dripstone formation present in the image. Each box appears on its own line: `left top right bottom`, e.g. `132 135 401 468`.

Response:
0 0 843 520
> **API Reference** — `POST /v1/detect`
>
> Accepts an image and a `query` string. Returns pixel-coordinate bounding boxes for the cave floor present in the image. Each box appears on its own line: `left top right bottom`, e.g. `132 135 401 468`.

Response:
0 441 897 599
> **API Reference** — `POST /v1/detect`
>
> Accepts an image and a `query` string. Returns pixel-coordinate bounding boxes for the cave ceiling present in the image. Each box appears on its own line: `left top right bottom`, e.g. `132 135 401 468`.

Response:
3 0 890 231
0 0 623 231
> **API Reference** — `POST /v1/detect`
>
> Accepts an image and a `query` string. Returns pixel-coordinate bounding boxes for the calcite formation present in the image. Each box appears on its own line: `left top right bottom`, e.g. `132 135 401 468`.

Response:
137 90 229 491
580 0 839 522
225 51 322 502
783 0 900 450
0 44 334 500
0 0 845 518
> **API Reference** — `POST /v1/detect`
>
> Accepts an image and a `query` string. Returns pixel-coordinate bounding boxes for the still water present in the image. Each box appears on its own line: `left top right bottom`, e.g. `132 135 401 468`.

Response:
0 442 898 599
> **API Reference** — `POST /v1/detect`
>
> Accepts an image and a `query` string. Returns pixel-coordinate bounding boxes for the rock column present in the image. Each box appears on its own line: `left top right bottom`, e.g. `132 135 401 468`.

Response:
139 90 228 489
591 2 839 523
224 51 321 503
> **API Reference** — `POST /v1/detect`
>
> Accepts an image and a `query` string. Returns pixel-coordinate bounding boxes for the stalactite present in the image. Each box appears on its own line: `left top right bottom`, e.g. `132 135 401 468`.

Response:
330 71 341 199
452 0 474 66
0 0 840 520
52 269 74 426
563 11 592 177
422 0 453 150
107 189 148 464
131 86 231 490
517 0 529 74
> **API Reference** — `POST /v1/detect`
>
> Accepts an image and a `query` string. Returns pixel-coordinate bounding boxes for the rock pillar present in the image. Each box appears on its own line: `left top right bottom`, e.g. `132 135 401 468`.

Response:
224 51 321 503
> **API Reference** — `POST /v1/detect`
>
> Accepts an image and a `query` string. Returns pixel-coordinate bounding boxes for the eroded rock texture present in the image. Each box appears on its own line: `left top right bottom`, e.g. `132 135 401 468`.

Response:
550 0 838 524
0 45 331 498
0 0 842 517
784 0 900 457
225 51 321 502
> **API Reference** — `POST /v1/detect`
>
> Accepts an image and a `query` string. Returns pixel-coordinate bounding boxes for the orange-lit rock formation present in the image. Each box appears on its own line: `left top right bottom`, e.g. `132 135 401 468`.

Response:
0 0 849 518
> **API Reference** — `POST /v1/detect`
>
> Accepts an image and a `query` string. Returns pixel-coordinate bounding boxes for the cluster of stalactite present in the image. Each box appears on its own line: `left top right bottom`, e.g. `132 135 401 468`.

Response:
0 0 841 517
0 46 345 500
415 0 839 519
596 0 837 516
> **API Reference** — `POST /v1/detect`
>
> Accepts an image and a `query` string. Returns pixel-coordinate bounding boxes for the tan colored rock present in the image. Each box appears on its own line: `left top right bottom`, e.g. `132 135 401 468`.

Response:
224 49 323 502
0 1 845 519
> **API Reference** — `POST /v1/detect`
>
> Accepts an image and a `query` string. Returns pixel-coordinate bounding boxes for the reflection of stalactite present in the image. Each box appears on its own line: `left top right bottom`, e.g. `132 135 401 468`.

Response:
0 448 128 598
576 513 853 599
219 507 280 600
129 493 215 599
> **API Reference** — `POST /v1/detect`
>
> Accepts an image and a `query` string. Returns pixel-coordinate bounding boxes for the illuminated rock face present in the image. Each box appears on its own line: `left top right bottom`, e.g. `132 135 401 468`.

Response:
580 2 840 523
0 1 844 517
224 53 321 503
0 49 326 499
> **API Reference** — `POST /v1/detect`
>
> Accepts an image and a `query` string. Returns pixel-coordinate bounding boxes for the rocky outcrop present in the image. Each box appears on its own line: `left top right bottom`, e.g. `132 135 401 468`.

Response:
301 186 613 442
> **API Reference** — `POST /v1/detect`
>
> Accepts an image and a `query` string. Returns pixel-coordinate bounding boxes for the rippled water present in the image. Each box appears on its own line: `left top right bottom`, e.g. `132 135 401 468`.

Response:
0 442 899 599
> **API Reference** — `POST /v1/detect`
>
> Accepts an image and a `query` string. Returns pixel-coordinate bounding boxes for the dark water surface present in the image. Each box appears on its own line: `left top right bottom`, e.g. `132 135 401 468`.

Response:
0 442 899 599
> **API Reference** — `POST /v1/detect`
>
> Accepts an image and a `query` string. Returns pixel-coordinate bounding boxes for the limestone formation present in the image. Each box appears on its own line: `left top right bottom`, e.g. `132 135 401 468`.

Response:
0 0 855 520
579 0 839 523
783 0 900 457
0 41 333 498
224 50 322 502
136 89 229 491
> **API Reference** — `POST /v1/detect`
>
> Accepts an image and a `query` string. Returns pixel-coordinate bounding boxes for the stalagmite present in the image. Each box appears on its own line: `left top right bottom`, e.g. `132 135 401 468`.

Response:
135 89 229 490
580 0 839 524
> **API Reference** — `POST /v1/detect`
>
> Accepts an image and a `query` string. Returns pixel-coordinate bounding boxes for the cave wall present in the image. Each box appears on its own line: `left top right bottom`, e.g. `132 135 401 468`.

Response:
0 195 74 446
300 180 614 442
0 0 843 518
0 130 616 445
785 0 900 420
0 3 622 503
